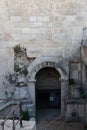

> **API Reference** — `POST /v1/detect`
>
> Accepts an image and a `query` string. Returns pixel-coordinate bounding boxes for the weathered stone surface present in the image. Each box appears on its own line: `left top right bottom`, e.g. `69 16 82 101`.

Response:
0 0 87 123
0 0 85 58
0 120 36 130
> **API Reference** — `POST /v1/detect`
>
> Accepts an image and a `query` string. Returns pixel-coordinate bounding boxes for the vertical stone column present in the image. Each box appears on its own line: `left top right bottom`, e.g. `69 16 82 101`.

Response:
28 80 36 117
61 79 68 114
82 64 87 88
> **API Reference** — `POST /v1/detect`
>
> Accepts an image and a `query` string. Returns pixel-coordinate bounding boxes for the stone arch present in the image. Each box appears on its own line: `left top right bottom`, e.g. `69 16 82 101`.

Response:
27 57 68 115
28 57 68 81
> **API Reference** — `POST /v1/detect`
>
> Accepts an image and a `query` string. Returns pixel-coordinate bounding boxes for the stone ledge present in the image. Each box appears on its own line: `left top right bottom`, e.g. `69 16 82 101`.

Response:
66 99 85 104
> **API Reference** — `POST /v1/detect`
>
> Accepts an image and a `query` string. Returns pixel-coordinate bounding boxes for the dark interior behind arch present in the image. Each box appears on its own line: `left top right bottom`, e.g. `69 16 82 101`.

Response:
35 67 61 109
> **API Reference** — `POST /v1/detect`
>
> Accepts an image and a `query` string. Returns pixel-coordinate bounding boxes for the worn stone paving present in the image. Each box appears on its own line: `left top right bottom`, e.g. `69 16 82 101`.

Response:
37 120 84 130
36 109 84 130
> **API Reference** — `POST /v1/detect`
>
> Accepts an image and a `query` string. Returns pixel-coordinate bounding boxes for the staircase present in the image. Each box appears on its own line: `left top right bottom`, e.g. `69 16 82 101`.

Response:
0 97 31 119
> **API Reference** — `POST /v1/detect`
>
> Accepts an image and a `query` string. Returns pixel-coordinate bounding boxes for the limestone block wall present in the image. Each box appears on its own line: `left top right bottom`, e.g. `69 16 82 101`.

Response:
0 0 87 97
0 48 14 99
1 0 87 57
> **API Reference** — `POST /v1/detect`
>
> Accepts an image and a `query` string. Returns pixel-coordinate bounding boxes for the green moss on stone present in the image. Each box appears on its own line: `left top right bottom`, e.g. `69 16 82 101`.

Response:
14 45 21 53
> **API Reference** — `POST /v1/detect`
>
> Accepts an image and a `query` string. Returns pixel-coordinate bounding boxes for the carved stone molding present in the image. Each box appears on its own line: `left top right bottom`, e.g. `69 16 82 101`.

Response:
27 57 68 81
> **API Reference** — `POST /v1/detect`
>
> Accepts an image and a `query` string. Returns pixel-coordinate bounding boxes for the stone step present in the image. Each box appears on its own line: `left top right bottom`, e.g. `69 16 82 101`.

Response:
0 120 36 130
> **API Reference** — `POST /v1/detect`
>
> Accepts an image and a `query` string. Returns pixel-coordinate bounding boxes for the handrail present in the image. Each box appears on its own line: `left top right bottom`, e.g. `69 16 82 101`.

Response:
0 102 22 130
0 93 30 130
3 102 20 124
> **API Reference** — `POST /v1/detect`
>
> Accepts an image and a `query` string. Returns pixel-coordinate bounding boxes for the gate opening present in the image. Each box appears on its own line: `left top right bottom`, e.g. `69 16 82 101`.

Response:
35 67 61 121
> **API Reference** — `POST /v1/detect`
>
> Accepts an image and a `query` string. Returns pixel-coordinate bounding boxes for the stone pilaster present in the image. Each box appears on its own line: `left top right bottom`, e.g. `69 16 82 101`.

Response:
61 79 68 114
28 80 36 118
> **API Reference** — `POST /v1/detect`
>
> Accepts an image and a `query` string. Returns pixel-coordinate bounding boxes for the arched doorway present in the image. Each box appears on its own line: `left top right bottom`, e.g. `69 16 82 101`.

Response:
28 58 68 120
35 67 61 121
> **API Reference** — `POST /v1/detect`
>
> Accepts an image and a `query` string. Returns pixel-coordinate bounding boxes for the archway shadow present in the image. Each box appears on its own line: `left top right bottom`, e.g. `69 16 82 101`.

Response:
35 67 61 123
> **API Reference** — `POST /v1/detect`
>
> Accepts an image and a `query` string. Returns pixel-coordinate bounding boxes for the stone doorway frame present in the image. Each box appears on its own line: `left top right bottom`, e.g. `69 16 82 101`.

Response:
28 58 68 116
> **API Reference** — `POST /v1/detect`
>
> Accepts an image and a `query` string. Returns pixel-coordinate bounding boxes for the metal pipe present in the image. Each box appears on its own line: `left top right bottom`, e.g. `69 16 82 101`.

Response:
1 122 4 130
12 111 15 130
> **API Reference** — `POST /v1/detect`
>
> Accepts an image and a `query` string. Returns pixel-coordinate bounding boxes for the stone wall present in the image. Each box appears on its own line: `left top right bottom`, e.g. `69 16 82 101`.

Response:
69 62 81 84
65 99 85 123
0 48 14 99
0 0 87 97
0 0 86 55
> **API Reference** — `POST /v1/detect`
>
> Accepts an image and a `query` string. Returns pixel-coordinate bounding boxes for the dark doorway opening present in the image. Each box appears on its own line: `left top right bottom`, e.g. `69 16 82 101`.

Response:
36 89 61 109
35 67 61 122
